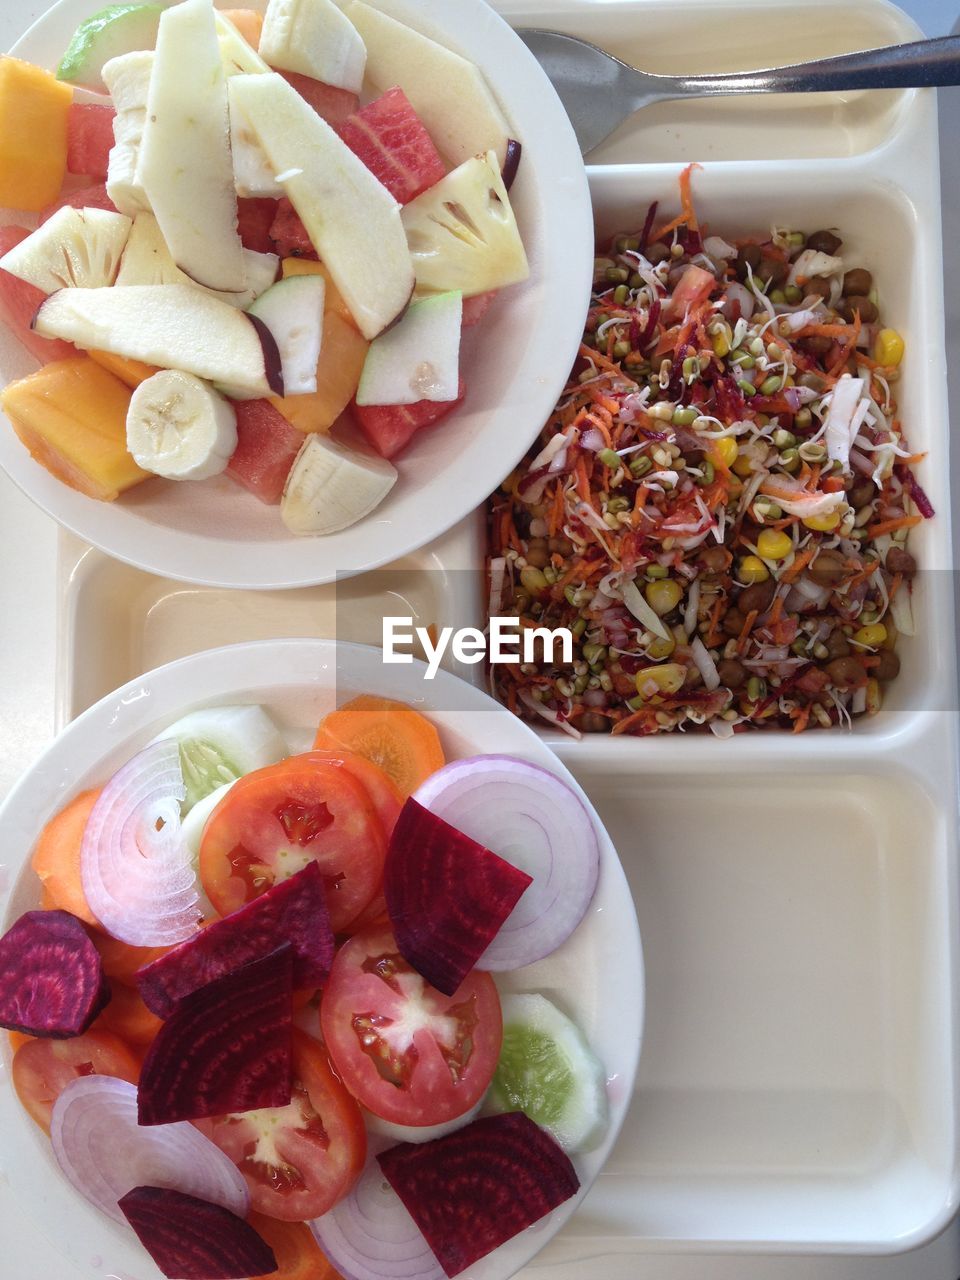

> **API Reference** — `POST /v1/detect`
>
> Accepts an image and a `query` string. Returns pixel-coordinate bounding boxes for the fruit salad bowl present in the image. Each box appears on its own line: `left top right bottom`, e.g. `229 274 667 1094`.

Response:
0 0 592 588
0 638 643 1280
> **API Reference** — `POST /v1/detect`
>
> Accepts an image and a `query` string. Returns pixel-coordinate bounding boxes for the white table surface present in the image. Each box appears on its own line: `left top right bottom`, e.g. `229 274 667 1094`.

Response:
1 0 959 1277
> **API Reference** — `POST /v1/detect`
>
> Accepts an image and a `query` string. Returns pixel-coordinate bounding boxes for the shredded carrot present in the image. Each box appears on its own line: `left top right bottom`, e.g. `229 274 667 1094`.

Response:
865 515 922 538
792 704 811 733
767 595 784 629
736 608 760 653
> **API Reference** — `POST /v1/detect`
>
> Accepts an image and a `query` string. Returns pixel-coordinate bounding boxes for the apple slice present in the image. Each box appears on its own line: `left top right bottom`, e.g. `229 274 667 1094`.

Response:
260 0 366 93
34 285 283 399
227 78 283 201
401 151 528 298
138 0 245 292
229 73 414 341
102 50 154 216
248 276 325 396
357 291 461 406
0 206 132 292
116 212 278 308
344 0 510 166
215 10 269 77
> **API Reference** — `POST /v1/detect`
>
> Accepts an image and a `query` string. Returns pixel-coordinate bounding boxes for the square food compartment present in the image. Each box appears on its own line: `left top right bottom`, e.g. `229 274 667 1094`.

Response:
560 761 959 1252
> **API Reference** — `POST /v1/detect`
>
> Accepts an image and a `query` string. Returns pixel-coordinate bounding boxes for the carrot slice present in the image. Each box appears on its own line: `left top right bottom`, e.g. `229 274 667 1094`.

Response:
246 1214 343 1280
92 933 171 986
313 696 445 799
94 980 164 1046
30 788 101 927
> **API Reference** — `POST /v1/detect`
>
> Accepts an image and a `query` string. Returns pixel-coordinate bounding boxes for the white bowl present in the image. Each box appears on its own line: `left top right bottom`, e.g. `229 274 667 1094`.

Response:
0 638 643 1280
0 0 592 589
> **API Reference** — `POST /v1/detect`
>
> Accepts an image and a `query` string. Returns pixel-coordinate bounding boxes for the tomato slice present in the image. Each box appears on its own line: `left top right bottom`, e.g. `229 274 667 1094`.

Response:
198 1030 366 1221
12 1030 140 1132
304 748 402 839
320 925 502 1127
199 755 386 932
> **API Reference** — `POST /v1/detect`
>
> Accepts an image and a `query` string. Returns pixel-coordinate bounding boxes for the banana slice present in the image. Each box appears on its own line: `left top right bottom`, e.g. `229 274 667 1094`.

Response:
281 434 397 535
127 370 238 481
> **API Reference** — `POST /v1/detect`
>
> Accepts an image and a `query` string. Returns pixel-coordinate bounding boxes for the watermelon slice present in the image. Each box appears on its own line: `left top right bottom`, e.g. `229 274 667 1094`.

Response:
0 909 111 1038
269 198 317 260
39 182 118 224
384 797 531 996
340 87 445 205
119 1185 277 1280
0 226 76 364
353 377 465 460
462 291 497 327
136 861 334 1018
237 197 278 255
226 399 304 504
377 1112 579 1277
137 945 294 1125
66 103 116 181
279 71 358 128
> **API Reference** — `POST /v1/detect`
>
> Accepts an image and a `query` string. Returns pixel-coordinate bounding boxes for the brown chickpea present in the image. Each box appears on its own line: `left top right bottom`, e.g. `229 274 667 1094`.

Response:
839 297 878 324
807 229 843 254
645 242 671 264
843 268 874 297
886 547 917 578
809 549 847 587
738 578 777 614
799 336 833 358
825 655 867 688
525 540 550 568
549 536 575 556
874 650 901 681
757 257 789 287
805 276 833 301
717 657 747 688
579 712 611 733
825 630 851 659
723 606 747 637
846 480 877 510
700 545 731 574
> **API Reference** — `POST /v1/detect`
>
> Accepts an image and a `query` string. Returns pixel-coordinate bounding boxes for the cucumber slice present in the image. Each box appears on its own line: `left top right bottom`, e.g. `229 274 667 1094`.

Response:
150 705 286 812
489 994 608 1153
247 276 326 396
58 4 165 91
356 290 461 406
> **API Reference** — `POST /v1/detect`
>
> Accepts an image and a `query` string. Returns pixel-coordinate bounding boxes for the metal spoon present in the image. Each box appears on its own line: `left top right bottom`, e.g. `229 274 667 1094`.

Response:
517 29 960 156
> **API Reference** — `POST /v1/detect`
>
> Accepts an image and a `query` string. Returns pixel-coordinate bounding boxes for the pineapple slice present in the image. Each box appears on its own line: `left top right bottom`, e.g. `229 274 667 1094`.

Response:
401 151 528 298
1 357 150 501
0 206 132 293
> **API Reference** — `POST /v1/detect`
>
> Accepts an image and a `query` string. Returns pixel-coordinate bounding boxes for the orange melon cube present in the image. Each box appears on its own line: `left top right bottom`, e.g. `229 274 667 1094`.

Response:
89 348 159 388
1 356 150 500
0 57 72 212
220 8 264 48
269 310 368 434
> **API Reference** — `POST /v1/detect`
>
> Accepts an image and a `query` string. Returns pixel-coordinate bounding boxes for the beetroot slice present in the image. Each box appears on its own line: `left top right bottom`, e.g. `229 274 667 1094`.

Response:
137 946 293 1125
384 798 531 996
136 861 334 1018
118 1185 277 1279
0 910 110 1039
377 1112 579 1277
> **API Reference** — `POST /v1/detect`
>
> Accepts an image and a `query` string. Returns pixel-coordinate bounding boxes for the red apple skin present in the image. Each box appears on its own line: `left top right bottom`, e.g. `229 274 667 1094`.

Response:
502 139 522 192
248 313 285 397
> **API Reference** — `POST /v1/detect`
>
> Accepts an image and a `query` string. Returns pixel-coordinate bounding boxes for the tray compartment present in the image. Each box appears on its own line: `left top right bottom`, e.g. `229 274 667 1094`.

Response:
493 0 920 165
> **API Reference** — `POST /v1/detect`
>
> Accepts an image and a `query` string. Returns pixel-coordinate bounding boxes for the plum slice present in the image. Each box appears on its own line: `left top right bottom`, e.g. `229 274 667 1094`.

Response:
384 798 531 996
377 1112 579 1277
0 909 110 1038
118 1185 277 1279
137 946 293 1126
136 861 333 1018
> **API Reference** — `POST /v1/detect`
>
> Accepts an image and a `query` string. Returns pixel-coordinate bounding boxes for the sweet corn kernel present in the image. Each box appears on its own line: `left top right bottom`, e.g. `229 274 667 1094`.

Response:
711 331 730 358
713 437 738 468
635 663 686 699
874 328 904 368
738 555 770 584
802 511 842 532
757 529 793 561
854 623 888 648
646 634 676 660
732 452 755 478
644 578 683 616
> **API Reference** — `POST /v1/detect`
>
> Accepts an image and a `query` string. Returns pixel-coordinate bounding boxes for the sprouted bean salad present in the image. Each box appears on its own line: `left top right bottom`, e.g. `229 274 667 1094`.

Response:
488 166 932 738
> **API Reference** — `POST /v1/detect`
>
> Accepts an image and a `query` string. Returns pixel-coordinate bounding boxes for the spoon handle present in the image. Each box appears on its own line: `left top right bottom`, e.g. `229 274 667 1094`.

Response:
644 34 960 100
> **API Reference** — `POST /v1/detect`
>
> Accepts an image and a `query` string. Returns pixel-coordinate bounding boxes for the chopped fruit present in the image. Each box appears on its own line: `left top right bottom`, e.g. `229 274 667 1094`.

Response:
226 399 304 504
340 87 446 205
279 72 358 128
238 197 279 254
248 276 326 396
270 310 369 434
126 370 238 483
270 199 317 260
261 0 365 93
357 291 461 406
220 8 264 50
137 946 294 1125
377 1112 579 1276
56 5 164 91
101 49 153 215
136 862 333 1018
280 433 397 536
30 787 101 926
0 57 72 212
39 181 118 224
354 378 465 460
313 695 446 798
88 348 158 388
0 226 76 365
118 1185 277 1280
1 357 149 501
385 798 531 995
462 290 497 327
0 910 110 1039
0 206 131 292
66 102 116 179
281 258 354 327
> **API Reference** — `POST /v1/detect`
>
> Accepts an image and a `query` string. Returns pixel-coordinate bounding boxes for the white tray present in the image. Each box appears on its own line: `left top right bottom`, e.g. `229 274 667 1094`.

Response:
9 0 960 1270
